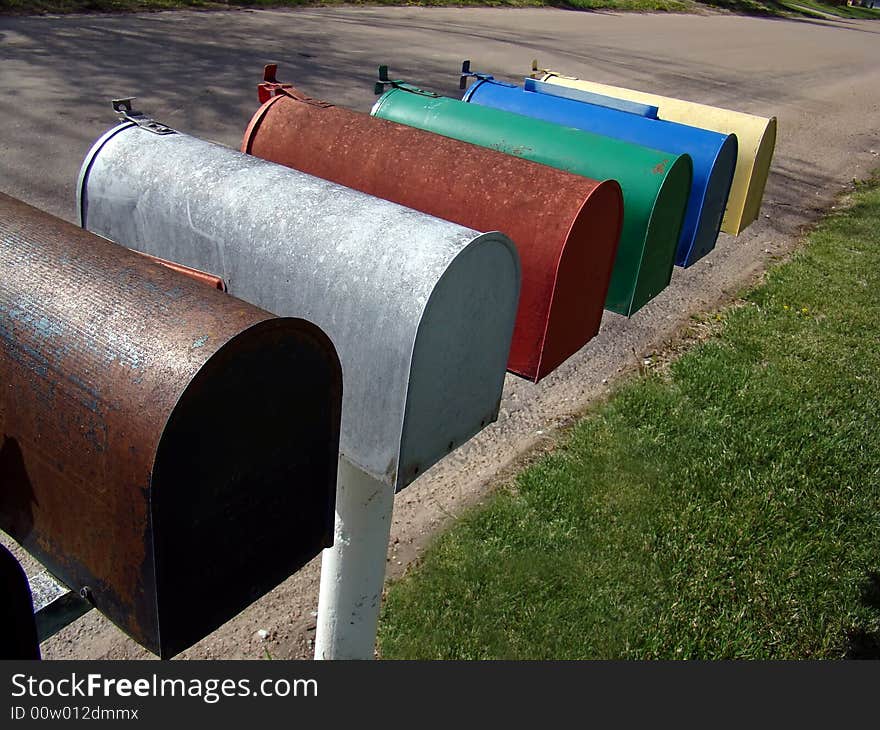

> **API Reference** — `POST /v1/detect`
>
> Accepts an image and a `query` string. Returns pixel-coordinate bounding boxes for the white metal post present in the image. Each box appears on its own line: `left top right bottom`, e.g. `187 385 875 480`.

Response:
314 458 395 660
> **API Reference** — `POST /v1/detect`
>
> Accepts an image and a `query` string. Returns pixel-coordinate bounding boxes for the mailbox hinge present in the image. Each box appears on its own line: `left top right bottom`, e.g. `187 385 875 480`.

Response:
258 64 334 108
112 98 175 135
459 60 517 91
529 59 574 81
374 66 439 98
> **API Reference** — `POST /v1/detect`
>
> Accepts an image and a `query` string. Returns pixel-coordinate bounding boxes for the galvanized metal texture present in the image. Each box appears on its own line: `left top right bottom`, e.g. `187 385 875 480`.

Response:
0 192 343 657
243 74 623 382
79 121 520 490
462 72 737 268
533 64 777 236
0 544 40 659
371 77 692 317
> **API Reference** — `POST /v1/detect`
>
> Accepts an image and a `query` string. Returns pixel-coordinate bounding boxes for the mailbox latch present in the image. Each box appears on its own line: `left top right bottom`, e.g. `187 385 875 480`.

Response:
258 64 334 108
112 98 175 135
459 60 517 91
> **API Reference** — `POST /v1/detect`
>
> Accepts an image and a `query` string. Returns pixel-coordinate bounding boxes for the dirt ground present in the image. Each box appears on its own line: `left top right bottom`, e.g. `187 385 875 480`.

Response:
1 7 878 660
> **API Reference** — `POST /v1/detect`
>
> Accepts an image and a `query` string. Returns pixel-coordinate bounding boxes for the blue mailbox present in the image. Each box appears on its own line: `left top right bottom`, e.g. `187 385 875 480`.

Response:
461 67 738 268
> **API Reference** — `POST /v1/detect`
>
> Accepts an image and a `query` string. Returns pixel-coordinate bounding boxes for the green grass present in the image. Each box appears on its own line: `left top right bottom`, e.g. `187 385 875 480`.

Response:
2 0 877 18
777 0 880 19
378 176 880 660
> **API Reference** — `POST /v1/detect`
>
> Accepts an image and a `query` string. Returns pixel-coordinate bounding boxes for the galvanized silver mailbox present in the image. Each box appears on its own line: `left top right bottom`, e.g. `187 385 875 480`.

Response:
78 112 520 492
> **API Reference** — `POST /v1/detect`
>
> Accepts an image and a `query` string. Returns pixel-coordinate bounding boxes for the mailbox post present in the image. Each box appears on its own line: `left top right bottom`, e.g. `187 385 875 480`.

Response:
460 68 738 268
0 193 342 658
531 62 777 236
78 108 520 659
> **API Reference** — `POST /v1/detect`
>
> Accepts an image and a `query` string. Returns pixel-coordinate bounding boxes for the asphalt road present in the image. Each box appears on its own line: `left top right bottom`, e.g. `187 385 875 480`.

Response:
1 7 879 659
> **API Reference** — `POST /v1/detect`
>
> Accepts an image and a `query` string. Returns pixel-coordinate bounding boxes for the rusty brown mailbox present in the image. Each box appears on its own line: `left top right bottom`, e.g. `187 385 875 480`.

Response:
0 193 342 658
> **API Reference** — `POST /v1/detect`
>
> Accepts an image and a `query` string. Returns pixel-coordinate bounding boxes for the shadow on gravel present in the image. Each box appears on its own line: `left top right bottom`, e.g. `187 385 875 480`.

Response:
748 155 842 237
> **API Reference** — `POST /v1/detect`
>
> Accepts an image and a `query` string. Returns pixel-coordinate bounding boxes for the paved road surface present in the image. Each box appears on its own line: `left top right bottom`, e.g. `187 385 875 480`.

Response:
1 8 878 659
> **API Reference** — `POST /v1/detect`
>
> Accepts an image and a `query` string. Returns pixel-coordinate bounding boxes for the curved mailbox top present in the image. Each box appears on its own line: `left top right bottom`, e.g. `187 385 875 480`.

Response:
534 68 777 236
79 122 520 491
372 81 692 317
0 192 342 658
462 73 737 268
525 78 659 119
242 80 623 382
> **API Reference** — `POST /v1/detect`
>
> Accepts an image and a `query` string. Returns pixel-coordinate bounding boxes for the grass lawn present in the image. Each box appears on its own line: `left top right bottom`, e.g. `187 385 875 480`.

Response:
776 0 880 18
378 176 880 660
2 0 878 19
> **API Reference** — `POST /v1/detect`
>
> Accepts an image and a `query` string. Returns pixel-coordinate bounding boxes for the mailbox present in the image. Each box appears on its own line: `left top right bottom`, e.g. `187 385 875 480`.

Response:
461 70 738 269
79 110 520 491
241 67 623 381
0 193 342 658
371 69 692 318
532 63 777 236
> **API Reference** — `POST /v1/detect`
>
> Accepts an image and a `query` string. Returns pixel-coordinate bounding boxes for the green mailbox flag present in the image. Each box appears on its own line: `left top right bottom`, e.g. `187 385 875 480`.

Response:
372 81 693 316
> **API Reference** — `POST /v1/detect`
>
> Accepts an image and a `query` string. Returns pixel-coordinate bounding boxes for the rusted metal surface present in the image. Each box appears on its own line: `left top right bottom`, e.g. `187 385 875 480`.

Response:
0 193 342 658
0 543 40 659
243 67 623 381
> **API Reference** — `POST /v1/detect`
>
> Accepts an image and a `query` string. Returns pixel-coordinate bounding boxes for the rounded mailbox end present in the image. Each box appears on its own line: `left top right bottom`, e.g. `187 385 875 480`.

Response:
240 95 284 155
741 116 778 231
683 132 739 268
76 122 137 229
531 178 624 381
397 230 520 491
150 316 342 658
369 90 396 118
625 152 693 316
